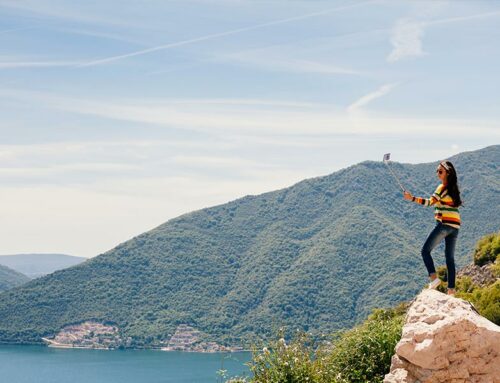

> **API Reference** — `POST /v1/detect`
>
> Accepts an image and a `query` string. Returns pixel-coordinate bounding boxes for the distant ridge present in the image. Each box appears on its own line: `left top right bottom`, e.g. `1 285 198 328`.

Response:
0 253 86 278
0 145 498 348
0 264 30 292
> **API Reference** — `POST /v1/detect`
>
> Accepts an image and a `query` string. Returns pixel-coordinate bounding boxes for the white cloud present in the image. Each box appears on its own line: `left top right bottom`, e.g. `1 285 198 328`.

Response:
387 18 426 63
2 89 499 139
347 83 398 113
387 10 500 63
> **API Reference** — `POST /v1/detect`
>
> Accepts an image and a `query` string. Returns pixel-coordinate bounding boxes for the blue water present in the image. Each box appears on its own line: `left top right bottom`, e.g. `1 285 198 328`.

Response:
0 345 252 383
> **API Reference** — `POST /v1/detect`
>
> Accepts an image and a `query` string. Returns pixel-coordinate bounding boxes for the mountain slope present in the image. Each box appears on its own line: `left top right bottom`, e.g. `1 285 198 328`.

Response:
0 265 30 292
0 145 498 347
0 254 86 278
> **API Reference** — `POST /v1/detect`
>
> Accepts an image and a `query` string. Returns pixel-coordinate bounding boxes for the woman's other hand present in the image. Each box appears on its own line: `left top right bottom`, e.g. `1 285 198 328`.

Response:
403 190 413 201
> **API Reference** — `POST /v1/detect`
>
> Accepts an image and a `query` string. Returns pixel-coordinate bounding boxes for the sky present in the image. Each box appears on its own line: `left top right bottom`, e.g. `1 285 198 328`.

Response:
0 0 499 258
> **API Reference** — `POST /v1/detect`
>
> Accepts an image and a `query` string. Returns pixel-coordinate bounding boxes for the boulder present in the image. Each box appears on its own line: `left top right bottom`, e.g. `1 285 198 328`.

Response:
384 289 500 383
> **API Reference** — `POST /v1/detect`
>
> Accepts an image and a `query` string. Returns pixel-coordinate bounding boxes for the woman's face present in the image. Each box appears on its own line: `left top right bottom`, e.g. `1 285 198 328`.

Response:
436 165 448 184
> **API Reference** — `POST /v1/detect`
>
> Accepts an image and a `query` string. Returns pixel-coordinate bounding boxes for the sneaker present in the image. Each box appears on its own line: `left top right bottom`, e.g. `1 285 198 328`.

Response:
428 278 441 289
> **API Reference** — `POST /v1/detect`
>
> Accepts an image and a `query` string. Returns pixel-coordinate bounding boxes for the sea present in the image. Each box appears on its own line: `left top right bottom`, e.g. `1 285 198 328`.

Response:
0 345 252 383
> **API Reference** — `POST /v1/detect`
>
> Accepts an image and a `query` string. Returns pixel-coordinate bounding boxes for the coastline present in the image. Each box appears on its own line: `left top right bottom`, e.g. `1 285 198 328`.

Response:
42 337 110 350
40 337 251 352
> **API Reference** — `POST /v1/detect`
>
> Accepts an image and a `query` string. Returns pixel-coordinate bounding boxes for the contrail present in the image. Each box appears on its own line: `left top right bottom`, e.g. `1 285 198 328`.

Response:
78 0 374 67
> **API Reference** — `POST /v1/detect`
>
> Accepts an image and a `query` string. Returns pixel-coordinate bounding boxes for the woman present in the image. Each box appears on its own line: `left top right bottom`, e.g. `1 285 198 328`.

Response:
403 160 462 296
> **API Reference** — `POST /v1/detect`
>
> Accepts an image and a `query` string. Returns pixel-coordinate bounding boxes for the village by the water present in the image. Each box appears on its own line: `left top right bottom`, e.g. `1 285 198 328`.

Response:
42 322 245 352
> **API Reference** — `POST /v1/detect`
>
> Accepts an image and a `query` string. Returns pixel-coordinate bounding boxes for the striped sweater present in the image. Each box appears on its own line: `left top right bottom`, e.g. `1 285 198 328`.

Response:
412 183 461 229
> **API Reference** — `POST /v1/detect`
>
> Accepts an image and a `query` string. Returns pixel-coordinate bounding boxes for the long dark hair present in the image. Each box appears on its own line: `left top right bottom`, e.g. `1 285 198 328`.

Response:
441 161 463 207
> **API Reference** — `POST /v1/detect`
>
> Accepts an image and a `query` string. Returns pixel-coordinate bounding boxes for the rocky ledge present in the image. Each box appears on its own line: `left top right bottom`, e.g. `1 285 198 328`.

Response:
384 289 500 383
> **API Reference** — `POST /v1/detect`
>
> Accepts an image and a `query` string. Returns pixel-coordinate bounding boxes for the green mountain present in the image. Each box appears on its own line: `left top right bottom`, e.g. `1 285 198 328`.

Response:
0 265 30 292
0 145 498 347
0 253 86 279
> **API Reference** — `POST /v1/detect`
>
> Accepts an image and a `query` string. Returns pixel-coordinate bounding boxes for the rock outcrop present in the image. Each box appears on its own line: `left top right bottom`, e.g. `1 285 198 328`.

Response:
384 289 500 383
457 263 497 287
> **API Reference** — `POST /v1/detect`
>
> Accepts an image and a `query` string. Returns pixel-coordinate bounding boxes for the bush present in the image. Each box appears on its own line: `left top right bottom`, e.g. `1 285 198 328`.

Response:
317 305 405 383
452 232 500 325
232 304 407 383
246 328 319 383
457 280 500 325
455 276 475 294
491 261 500 278
473 232 500 266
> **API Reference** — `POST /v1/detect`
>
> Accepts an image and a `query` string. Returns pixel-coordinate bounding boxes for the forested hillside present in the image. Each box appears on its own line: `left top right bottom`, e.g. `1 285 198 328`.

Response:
0 265 30 292
0 145 498 348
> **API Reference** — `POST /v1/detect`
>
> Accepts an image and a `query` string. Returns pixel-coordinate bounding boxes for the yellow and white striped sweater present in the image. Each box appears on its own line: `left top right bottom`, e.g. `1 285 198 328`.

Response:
412 183 461 229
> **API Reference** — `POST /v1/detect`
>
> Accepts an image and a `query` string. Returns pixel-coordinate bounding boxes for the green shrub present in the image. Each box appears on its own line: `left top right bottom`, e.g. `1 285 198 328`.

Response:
491 260 500 278
232 304 407 383
473 232 500 266
453 232 500 325
246 328 319 383
317 305 405 383
457 281 500 325
455 276 475 294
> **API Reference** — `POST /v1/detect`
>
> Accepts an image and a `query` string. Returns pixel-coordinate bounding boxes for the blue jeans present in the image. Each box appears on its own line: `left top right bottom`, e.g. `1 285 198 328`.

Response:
421 222 459 289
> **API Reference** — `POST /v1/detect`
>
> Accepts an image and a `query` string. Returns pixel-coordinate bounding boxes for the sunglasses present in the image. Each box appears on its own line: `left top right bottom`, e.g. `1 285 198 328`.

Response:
436 169 445 175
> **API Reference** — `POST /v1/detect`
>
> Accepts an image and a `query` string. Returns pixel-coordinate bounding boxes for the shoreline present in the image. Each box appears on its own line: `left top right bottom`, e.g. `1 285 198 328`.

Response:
35 338 251 352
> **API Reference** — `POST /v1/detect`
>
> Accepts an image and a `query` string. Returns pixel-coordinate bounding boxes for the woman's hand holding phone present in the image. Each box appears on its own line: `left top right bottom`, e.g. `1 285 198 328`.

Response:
403 190 413 201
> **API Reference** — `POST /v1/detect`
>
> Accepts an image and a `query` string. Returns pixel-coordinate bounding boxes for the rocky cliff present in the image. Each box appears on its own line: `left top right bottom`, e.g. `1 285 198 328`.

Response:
384 289 500 383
